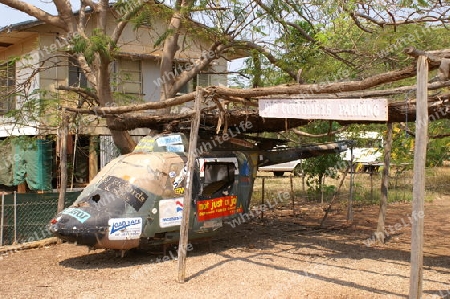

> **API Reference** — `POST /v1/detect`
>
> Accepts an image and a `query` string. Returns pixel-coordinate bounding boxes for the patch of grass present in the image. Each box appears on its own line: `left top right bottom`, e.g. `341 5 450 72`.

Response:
250 167 450 206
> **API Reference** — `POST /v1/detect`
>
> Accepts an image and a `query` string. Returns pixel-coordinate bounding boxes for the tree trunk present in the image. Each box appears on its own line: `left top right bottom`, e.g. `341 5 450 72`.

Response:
375 122 393 243
89 136 98 182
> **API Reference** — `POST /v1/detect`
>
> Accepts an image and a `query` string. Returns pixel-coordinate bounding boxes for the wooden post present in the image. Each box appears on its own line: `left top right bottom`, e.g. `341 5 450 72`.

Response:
409 56 428 299
13 191 17 244
261 177 265 220
57 112 69 214
376 122 393 244
347 145 354 222
17 182 27 193
177 87 203 283
290 174 295 216
0 193 4 246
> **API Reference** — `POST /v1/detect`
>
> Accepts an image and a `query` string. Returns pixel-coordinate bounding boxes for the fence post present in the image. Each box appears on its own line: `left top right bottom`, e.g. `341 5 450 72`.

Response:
261 177 265 220
14 191 17 244
290 174 295 216
1 193 4 246
348 145 354 222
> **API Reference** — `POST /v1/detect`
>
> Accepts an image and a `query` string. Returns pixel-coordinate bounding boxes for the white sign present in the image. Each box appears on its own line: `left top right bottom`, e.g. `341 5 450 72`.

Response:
259 98 388 121
156 134 183 147
108 217 142 240
159 198 184 228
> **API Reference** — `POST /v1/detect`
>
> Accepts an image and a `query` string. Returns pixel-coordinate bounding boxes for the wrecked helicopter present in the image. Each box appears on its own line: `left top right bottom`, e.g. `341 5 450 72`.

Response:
49 132 350 253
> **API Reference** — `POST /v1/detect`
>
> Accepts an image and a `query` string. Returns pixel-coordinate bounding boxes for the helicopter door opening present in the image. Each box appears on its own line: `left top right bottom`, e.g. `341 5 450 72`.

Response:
199 158 238 199
202 163 235 197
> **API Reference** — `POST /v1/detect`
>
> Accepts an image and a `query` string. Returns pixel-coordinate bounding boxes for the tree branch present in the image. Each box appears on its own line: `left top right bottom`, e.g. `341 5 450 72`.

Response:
291 126 348 138
209 65 422 98
0 0 67 30
53 0 76 31
57 85 100 105
111 1 159 44
65 92 196 114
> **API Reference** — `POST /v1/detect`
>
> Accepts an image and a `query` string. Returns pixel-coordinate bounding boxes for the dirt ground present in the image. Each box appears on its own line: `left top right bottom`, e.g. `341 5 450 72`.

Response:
0 193 449 299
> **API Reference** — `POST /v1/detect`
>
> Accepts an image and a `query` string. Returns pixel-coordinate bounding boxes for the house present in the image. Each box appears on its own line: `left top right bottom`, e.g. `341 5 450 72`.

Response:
0 5 241 191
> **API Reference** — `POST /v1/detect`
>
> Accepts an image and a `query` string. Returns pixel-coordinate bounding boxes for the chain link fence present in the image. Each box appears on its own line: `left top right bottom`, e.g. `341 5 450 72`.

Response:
0 191 80 246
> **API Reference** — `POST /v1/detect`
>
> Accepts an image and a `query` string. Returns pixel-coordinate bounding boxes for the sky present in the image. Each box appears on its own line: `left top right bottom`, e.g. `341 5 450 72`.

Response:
0 0 80 28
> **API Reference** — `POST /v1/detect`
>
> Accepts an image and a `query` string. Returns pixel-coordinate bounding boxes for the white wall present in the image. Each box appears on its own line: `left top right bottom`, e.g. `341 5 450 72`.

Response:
142 60 161 102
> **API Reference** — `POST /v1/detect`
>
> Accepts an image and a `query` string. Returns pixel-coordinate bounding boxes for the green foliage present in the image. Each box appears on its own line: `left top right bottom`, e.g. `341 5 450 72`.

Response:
390 119 450 167
306 183 336 201
72 29 117 64
154 29 174 47
298 121 344 192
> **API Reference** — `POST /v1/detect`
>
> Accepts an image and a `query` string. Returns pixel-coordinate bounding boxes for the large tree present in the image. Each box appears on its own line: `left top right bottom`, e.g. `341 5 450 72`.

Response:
0 0 262 153
1 0 450 151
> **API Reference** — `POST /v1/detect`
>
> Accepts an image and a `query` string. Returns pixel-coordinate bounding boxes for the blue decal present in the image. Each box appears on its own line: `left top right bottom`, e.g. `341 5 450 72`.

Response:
156 135 182 147
62 208 91 223
166 144 185 152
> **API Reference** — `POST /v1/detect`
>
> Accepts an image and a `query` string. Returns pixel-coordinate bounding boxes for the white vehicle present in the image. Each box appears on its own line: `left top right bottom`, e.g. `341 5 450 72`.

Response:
258 159 302 177
339 131 383 171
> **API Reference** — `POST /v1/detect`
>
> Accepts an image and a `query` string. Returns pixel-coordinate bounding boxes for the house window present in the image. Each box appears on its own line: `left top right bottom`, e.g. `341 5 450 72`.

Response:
0 61 16 114
196 73 211 87
68 57 87 88
173 63 189 94
115 59 142 100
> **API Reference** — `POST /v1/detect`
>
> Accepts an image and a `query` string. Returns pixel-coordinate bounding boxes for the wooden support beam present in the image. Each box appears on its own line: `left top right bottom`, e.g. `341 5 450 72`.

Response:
177 87 203 283
409 56 428 299
57 112 69 214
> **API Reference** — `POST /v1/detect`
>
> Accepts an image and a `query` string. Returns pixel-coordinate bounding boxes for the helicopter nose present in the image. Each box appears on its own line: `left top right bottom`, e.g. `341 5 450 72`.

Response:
48 208 108 247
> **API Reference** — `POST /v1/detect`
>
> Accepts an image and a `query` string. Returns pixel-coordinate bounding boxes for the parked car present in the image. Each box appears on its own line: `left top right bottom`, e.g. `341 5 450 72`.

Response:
258 159 302 177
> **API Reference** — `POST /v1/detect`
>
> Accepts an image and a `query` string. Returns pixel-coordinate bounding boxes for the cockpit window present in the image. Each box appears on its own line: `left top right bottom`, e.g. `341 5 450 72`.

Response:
202 162 235 197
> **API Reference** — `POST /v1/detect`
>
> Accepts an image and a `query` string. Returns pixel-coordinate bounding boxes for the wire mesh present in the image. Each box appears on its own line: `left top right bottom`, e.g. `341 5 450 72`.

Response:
0 192 80 246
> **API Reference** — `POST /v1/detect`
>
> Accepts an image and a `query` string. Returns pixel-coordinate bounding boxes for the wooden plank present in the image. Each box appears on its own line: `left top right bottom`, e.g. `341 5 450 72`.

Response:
259 98 388 121
409 56 428 299
177 87 203 283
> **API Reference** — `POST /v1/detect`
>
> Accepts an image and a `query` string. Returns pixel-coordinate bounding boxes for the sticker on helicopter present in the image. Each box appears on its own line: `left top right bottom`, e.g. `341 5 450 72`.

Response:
156 135 183 147
172 165 187 189
61 208 91 223
197 195 242 221
166 144 184 152
174 187 185 195
159 198 184 228
133 137 155 152
98 176 148 211
108 217 142 240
